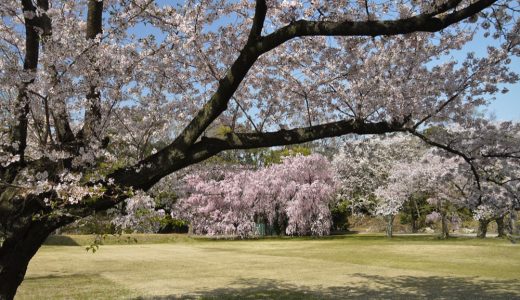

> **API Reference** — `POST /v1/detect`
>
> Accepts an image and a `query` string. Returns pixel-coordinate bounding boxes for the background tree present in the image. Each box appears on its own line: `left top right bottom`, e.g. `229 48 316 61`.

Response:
400 192 432 233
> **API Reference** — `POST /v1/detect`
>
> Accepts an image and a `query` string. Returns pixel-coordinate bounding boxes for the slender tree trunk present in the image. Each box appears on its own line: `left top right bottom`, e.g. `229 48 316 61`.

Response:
510 210 518 235
477 219 490 238
440 212 449 239
385 215 394 238
496 216 506 238
411 218 418 233
411 198 420 233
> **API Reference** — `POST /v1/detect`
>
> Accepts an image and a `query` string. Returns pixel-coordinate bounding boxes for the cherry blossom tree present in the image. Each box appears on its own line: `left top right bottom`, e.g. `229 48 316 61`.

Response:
374 160 422 238
174 154 336 237
332 135 421 216
0 0 519 298
414 122 520 238
370 146 464 238
335 133 519 239
333 134 430 236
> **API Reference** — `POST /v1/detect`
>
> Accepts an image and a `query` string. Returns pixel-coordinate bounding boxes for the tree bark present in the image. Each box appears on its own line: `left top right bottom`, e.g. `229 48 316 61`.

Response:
82 1 103 141
386 215 394 238
496 216 506 238
411 218 418 233
0 188 75 300
477 219 490 238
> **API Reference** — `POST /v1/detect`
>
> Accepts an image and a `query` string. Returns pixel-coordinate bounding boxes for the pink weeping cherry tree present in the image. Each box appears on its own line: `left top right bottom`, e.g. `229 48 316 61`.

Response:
0 0 519 298
173 154 336 237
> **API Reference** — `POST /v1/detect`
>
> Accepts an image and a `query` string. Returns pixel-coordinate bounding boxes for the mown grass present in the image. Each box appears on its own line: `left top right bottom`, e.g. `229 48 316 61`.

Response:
16 234 520 299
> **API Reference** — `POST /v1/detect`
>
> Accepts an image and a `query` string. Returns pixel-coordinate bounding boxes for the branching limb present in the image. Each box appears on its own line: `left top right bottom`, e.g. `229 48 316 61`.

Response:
407 129 482 191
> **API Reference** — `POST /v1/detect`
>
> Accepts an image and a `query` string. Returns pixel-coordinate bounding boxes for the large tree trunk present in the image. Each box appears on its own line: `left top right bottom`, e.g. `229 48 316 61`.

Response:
0 222 56 300
477 219 490 238
385 215 394 238
496 216 506 238
0 190 73 300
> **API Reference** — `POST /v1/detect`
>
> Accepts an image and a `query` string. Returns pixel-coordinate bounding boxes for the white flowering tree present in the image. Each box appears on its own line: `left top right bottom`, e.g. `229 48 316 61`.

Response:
374 160 423 237
335 133 519 239
0 0 519 298
333 135 424 210
111 191 165 233
415 123 520 238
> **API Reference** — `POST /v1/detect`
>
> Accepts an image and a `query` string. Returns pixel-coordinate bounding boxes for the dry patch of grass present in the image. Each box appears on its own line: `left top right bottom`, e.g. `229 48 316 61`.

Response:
16 234 520 299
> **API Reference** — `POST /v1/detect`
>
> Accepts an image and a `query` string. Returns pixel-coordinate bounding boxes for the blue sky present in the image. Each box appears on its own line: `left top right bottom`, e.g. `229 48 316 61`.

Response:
462 36 520 121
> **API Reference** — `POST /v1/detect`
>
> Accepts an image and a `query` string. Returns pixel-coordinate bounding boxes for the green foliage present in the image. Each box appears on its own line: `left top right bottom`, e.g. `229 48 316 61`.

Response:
263 145 312 166
215 125 233 137
399 192 434 232
157 215 189 233
330 200 350 232
85 234 104 253
61 211 117 235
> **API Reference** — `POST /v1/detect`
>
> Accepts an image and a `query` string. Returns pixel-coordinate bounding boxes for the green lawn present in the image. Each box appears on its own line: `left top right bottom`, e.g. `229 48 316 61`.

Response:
16 234 520 299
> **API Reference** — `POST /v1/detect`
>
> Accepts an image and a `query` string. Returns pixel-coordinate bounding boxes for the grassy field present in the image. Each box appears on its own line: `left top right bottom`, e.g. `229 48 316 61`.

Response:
16 234 520 299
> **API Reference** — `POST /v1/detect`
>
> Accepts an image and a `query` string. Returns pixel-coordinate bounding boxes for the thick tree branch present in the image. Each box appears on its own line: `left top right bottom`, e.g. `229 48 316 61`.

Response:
2 0 48 185
166 0 269 152
259 0 494 53
165 0 494 158
37 0 75 145
52 119 406 218
110 118 407 190
49 66 75 145
100 0 496 207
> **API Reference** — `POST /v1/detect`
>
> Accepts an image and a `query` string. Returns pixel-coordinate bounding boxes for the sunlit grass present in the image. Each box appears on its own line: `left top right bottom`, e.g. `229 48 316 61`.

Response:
16 234 520 299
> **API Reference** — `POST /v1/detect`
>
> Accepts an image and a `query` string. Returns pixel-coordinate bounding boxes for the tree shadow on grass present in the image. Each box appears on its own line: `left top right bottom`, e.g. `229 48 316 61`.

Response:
17 273 133 300
138 275 520 300
43 235 80 246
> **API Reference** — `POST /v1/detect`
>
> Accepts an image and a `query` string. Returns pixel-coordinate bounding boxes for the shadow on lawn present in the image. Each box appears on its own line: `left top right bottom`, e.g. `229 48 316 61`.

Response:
138 275 520 300
43 235 80 246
